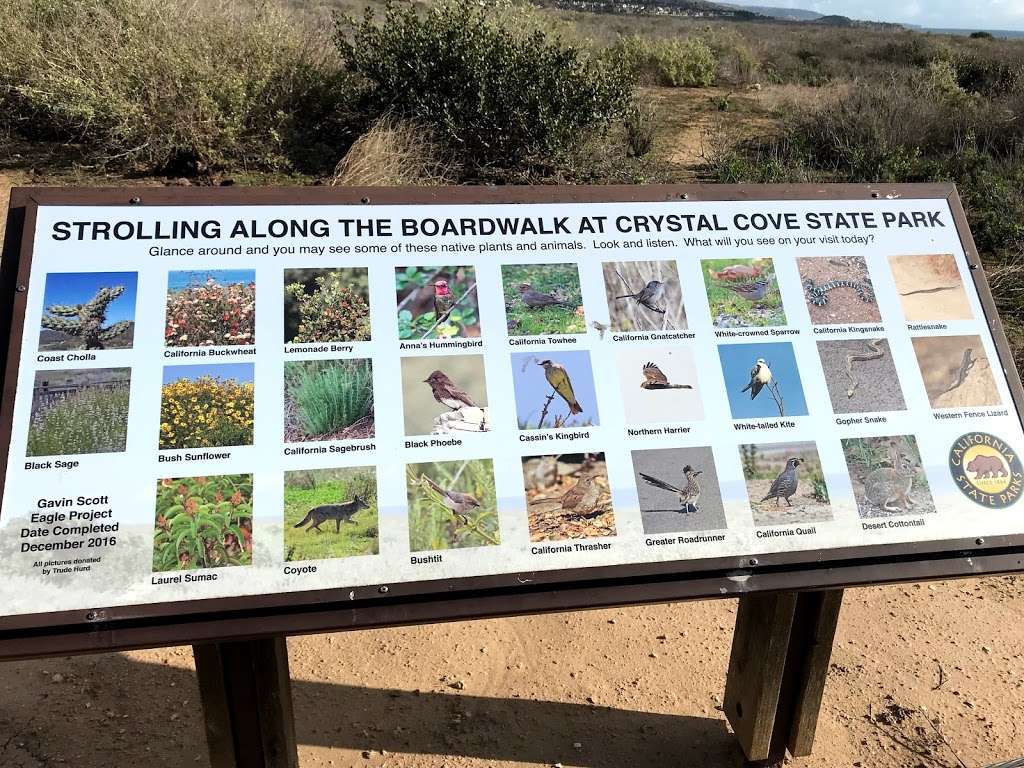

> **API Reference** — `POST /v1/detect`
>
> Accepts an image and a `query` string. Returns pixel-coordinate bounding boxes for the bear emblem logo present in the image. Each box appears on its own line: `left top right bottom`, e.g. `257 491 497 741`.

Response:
949 432 1022 508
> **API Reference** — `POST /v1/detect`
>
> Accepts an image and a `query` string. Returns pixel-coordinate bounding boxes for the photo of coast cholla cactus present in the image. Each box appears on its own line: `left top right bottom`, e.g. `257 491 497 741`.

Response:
165 269 255 347
39 272 137 350
27 368 131 456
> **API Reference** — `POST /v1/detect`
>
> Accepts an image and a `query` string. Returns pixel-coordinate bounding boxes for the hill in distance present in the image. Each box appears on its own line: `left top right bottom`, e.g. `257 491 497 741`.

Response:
719 3 822 21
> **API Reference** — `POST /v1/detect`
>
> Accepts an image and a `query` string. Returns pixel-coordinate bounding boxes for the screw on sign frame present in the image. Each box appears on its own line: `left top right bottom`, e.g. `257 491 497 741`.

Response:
1 184 1023 768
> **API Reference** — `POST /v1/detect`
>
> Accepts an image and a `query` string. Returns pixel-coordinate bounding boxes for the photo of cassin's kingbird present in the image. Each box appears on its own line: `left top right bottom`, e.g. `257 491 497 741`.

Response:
510 350 599 430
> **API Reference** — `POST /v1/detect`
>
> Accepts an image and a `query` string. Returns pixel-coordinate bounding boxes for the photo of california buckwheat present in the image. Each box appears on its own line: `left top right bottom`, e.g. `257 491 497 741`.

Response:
165 269 255 347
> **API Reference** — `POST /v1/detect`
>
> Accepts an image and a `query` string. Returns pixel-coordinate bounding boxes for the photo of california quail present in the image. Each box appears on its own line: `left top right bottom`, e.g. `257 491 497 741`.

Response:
761 457 803 506
741 443 833 526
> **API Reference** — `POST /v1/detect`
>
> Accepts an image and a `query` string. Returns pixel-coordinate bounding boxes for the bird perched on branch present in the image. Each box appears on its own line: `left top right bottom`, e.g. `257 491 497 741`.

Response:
724 279 770 303
640 362 692 390
761 458 803 507
640 465 702 513
538 359 583 415
741 359 772 400
418 475 480 523
423 370 477 411
518 283 573 309
560 474 601 517
616 280 666 313
432 279 455 321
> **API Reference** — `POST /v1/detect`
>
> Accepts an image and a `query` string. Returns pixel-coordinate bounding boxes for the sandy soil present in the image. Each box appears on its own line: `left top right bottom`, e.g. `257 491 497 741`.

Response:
747 478 833 526
912 336 1002 408
2 578 1023 768
818 338 907 414
797 256 881 326
889 255 973 323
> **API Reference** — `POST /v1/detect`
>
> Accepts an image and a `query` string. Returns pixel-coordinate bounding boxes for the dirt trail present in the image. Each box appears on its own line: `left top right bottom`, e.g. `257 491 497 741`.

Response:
0 578 1022 767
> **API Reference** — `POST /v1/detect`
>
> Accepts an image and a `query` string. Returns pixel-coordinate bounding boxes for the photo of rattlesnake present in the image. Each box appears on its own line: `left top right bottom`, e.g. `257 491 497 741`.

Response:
803 277 875 307
844 339 885 398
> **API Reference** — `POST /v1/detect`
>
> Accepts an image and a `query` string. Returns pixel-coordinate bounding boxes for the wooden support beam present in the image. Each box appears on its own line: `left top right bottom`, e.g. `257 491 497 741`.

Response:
724 590 844 766
194 636 299 768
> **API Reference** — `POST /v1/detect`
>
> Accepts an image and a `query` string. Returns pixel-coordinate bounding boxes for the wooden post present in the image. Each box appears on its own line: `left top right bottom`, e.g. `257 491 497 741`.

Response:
724 590 843 766
194 637 299 768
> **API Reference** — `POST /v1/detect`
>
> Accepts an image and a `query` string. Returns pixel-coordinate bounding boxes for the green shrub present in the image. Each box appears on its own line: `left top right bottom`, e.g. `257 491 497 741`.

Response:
335 0 631 171
0 0 353 173
607 36 717 87
285 360 373 439
285 270 371 344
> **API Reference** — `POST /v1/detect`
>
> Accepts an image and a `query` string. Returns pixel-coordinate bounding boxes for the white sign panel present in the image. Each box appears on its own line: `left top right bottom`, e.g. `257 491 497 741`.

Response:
2 194 1021 620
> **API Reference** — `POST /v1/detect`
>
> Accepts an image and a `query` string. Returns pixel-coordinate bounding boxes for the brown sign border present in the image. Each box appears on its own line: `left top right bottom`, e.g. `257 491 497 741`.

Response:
1 183 1023 660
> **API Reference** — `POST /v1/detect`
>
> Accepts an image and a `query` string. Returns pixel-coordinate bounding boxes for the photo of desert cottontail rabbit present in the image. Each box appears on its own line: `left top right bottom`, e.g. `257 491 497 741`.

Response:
863 453 917 513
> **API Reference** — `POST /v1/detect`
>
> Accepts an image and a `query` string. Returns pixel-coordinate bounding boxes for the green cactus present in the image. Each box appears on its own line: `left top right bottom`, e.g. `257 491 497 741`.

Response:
41 285 131 349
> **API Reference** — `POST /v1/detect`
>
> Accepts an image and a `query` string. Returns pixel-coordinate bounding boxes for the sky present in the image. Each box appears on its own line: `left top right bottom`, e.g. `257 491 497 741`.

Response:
753 1 1024 30
162 362 255 384
167 269 256 291
718 342 808 419
511 351 600 429
42 271 138 324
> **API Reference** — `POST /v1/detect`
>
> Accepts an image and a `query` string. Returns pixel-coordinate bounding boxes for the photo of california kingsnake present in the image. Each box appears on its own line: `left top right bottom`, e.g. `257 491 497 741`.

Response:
803 278 875 307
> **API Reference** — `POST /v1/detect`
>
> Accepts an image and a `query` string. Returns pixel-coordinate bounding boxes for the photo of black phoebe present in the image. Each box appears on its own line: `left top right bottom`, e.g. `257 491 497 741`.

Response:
423 370 478 410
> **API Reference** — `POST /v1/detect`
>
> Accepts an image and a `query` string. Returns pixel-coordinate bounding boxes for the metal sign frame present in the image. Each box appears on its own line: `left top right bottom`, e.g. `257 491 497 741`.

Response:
2 183 1022 660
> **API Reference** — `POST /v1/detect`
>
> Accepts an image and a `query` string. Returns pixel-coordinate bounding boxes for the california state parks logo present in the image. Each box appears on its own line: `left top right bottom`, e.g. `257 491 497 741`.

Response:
949 432 1023 508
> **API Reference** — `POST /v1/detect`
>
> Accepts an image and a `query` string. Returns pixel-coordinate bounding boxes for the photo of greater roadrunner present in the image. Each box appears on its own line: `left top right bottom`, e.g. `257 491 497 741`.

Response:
639 466 702 513
760 457 804 506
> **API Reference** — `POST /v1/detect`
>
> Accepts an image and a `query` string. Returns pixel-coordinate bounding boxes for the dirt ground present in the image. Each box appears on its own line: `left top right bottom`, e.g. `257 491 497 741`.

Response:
818 339 907 414
747 478 833 526
912 335 1002 408
2 578 1023 768
797 256 881 326
889 255 973 323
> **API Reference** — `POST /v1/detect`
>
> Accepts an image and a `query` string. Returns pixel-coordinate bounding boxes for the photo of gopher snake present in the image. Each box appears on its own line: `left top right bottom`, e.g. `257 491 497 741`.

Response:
803 278 875 307
845 339 885 398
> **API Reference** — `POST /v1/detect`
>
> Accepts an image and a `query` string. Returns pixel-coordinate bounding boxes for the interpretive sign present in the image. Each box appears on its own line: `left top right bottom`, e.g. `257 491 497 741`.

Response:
1 184 1022 657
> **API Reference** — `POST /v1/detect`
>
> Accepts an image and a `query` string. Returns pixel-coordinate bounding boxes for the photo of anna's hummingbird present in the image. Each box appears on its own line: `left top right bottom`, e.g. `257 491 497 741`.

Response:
433 279 455 321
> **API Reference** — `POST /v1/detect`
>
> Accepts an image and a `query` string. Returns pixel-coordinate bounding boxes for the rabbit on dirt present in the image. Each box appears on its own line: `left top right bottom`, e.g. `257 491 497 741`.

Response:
863 451 918 513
